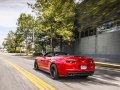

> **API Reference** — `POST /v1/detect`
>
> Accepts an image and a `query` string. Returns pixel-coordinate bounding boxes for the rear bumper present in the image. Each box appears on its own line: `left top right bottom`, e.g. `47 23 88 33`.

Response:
67 71 94 76
57 63 95 76
58 69 95 76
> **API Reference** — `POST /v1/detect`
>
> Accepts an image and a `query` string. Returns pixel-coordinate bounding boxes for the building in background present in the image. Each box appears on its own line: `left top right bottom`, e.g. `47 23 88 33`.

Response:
63 20 120 63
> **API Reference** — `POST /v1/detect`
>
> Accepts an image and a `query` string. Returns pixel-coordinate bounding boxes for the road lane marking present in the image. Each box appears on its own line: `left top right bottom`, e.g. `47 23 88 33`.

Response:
6 60 56 90
7 61 48 90
95 62 120 67
91 76 120 86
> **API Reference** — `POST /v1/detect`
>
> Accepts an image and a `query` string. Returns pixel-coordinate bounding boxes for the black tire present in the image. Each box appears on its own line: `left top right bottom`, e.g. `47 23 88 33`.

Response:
50 64 59 80
34 61 39 70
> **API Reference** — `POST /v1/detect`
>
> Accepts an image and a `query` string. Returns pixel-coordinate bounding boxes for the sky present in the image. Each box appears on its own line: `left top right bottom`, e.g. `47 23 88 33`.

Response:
0 0 35 46
0 0 82 47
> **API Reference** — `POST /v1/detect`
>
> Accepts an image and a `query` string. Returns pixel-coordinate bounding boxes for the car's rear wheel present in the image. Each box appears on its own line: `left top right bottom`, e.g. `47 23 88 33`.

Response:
50 64 59 80
34 61 39 70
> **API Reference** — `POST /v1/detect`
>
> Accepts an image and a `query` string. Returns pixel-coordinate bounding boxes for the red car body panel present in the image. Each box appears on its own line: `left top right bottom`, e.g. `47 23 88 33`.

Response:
35 53 95 77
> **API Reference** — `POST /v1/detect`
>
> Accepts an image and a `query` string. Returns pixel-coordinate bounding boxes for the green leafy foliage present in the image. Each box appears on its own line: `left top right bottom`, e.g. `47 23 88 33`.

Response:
16 13 35 55
78 0 120 29
26 0 77 52
29 0 76 41
3 31 21 53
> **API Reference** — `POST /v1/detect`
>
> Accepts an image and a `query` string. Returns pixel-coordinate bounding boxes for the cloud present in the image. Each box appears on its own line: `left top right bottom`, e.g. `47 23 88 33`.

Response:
0 0 35 46
0 10 18 28
0 0 34 28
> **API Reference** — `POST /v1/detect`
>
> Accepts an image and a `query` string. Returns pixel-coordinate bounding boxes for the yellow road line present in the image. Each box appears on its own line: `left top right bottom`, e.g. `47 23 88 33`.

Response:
7 61 46 90
9 61 55 90
6 60 56 90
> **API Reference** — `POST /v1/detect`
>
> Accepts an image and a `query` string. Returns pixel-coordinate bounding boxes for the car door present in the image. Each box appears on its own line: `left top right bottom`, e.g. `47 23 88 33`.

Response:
37 56 46 69
44 52 53 70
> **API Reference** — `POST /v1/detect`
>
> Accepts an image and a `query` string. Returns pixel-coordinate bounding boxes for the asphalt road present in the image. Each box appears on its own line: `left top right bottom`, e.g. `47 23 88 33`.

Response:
0 53 120 90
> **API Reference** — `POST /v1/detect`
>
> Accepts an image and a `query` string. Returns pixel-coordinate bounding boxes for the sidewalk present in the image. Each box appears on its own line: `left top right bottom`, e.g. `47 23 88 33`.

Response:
95 61 120 69
8 53 120 69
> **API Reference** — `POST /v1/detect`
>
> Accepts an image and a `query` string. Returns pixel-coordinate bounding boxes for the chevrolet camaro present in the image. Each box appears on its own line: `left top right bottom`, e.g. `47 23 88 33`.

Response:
34 52 95 79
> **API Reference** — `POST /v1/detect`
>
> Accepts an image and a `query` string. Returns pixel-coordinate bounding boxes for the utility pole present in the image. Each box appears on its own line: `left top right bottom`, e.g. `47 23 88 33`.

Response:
25 36 28 55
50 23 54 52
95 29 98 58
32 29 35 54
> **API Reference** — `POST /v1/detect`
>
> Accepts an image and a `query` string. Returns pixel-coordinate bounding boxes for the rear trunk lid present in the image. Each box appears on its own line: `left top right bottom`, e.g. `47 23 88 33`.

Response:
62 56 95 71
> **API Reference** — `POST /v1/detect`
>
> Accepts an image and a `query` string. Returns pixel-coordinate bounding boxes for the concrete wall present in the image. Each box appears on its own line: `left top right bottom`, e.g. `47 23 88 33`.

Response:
97 31 120 55
80 36 96 55
63 30 120 63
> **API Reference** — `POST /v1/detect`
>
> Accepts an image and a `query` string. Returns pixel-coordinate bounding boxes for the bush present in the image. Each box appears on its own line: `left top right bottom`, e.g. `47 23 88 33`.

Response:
33 52 43 56
7 48 15 53
7 48 25 53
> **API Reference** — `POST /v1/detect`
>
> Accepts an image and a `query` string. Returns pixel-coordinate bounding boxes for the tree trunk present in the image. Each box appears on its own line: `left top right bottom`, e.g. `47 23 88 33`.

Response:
14 46 16 53
51 38 54 52
60 37 63 52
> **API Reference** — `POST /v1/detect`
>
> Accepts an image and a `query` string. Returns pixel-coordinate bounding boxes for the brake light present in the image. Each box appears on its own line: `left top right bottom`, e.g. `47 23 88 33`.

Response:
89 60 94 63
66 59 76 63
88 59 94 64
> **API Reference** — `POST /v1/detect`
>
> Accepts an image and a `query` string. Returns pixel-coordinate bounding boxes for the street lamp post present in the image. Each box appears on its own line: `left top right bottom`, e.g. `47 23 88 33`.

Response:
32 29 35 54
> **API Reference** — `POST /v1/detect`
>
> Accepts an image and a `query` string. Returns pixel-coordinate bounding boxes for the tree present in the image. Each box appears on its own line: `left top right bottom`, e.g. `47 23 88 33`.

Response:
16 13 35 55
3 31 16 53
78 0 120 29
28 0 76 52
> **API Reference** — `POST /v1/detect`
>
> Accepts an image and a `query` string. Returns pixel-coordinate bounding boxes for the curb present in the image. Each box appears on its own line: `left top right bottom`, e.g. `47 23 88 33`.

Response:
95 62 120 69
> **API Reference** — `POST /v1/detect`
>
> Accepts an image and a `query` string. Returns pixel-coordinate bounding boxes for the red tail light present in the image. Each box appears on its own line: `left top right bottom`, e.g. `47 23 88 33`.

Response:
88 58 94 64
89 60 94 64
66 59 76 63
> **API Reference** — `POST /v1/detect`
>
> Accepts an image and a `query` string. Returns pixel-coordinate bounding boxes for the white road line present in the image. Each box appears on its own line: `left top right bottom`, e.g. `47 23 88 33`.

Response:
90 76 120 86
95 67 120 72
95 62 120 67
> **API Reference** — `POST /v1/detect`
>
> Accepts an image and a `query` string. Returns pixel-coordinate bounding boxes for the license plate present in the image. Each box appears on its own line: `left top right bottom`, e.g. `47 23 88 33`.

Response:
81 65 87 69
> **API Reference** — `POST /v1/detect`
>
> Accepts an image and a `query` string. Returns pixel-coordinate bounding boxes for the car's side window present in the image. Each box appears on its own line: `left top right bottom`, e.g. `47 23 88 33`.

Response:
45 53 53 57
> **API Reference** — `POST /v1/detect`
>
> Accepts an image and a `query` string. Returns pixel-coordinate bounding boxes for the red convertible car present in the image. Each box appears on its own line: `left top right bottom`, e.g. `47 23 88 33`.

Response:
34 52 95 79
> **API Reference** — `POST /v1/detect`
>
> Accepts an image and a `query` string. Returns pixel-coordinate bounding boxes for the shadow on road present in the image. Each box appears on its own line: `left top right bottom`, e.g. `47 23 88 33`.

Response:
58 76 120 87
34 68 120 87
95 68 120 81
